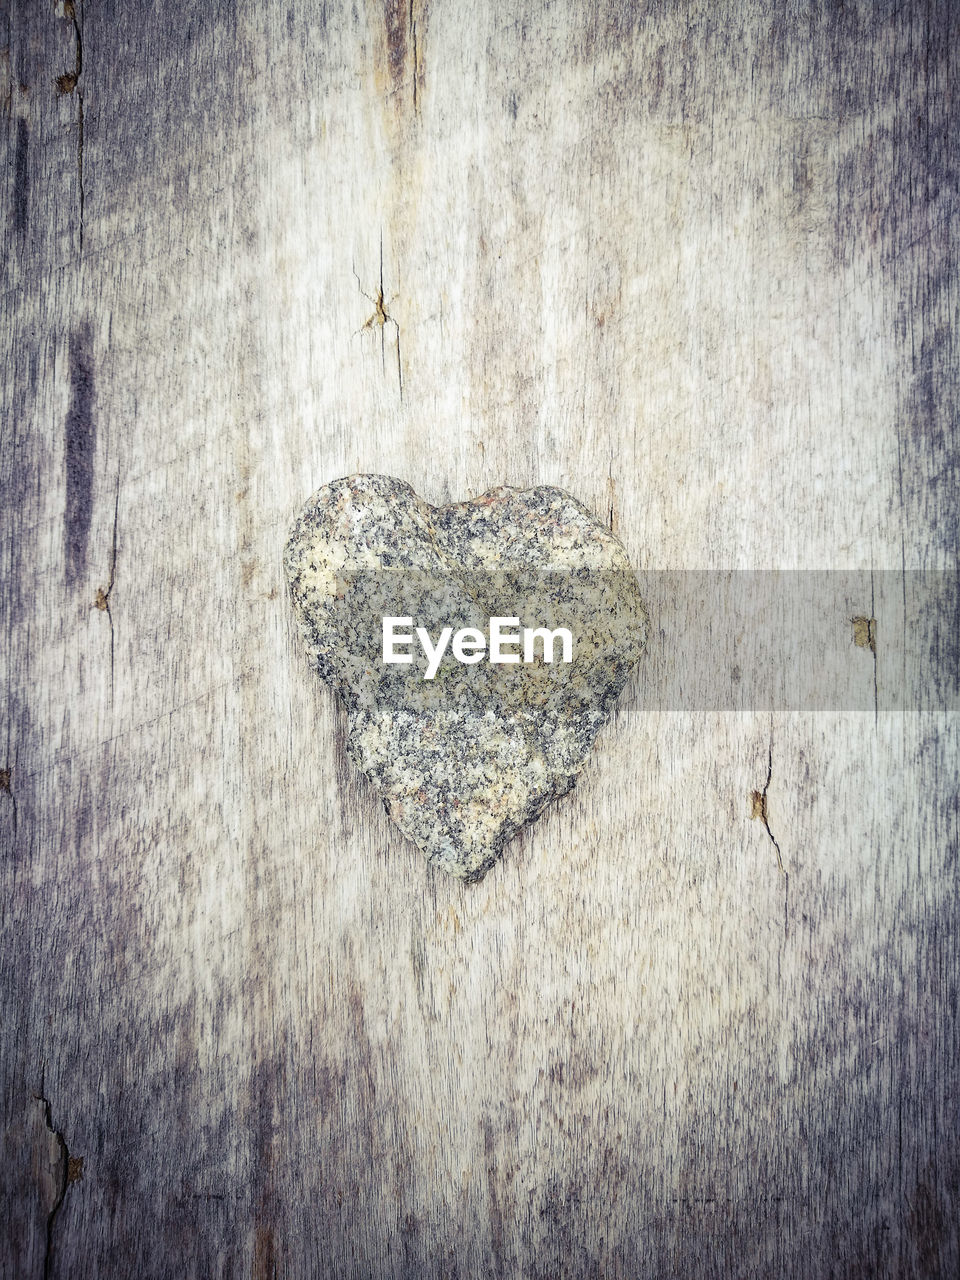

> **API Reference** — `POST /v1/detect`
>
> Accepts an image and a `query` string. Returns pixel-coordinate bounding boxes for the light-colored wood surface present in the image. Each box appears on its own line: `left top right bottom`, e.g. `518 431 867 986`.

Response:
2 1 957 1275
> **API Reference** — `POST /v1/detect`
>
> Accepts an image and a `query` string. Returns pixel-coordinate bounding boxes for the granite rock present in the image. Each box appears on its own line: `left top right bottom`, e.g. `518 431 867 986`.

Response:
284 475 647 882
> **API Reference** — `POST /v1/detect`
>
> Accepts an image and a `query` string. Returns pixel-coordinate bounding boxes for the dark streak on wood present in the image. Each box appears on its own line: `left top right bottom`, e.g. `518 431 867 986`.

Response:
64 324 95 587
250 1056 281 1280
482 1117 505 1279
14 119 28 236
377 0 427 117
332 707 361 841
382 0 408 100
252 1226 277 1280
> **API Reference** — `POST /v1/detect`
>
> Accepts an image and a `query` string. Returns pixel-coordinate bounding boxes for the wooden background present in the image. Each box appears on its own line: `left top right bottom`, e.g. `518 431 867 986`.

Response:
2 0 958 1275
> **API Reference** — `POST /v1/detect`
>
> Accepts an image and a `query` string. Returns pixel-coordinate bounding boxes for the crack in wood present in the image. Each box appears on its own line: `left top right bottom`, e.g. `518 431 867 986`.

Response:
56 0 84 255
410 0 418 115
0 767 16 834
751 741 789 935
35 1090 69 1280
354 231 403 400
94 477 120 700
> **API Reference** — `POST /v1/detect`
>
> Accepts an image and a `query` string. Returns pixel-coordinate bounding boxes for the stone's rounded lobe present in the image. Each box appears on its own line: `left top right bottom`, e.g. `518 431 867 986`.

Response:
284 474 648 882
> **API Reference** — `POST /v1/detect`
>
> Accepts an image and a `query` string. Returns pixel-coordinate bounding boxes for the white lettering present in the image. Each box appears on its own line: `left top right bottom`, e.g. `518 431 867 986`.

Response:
382 617 414 664
382 617 574 678
451 627 487 664
417 626 453 680
489 617 521 664
523 626 573 664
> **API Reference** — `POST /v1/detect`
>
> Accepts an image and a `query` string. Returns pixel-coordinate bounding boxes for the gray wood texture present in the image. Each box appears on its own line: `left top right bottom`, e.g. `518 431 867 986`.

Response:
2 1 958 1275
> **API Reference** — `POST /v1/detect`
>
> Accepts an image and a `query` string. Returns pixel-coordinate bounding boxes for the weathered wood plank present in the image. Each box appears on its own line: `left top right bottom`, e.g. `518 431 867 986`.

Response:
2 1 957 1276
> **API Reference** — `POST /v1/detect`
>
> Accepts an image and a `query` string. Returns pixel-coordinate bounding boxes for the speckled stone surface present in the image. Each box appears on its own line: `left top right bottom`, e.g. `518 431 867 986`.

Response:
284 475 647 882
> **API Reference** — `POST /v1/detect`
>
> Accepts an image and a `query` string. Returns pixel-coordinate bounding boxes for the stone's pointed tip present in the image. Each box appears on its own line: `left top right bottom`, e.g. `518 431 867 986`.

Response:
286 474 647 882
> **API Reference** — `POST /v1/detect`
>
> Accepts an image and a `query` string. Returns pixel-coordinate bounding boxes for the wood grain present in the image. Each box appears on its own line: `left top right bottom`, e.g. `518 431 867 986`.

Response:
2 1 957 1275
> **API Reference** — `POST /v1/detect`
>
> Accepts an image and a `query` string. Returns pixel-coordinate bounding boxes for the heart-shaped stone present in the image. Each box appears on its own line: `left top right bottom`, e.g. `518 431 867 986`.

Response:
284 475 647 881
